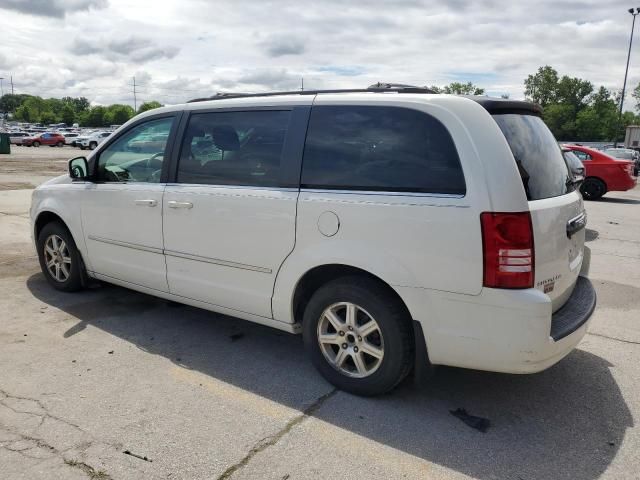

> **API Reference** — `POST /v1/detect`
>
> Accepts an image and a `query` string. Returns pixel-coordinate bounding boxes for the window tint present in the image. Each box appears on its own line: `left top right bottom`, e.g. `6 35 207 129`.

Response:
177 110 290 187
301 106 465 194
492 114 574 200
97 117 174 183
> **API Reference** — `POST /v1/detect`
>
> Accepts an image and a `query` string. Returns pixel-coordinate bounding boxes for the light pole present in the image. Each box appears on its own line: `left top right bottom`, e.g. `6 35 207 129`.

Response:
0 78 4 98
617 7 640 146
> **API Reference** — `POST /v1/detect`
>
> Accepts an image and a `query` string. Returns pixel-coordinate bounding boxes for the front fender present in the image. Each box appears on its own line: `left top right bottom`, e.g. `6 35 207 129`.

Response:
31 183 92 271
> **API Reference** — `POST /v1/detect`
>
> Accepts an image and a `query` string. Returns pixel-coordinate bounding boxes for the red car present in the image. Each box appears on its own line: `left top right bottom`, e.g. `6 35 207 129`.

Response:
23 133 66 148
564 145 637 200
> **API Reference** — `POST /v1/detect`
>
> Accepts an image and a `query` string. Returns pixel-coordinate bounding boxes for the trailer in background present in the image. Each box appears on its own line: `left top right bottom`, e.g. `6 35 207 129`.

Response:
625 125 640 150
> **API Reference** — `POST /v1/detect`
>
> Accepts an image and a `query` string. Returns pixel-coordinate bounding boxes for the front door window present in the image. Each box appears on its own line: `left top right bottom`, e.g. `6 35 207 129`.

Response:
96 117 174 183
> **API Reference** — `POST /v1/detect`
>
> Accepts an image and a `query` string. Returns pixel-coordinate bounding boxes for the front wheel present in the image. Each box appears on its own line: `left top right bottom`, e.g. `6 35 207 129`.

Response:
580 177 606 200
303 276 414 396
32 141 40 147
37 222 84 292
57 141 64 147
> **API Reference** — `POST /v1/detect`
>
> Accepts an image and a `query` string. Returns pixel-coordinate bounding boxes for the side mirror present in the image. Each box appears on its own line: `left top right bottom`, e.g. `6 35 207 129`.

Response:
69 156 89 180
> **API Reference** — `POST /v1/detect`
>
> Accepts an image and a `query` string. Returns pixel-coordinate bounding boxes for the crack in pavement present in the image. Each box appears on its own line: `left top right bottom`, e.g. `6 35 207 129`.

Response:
217 388 338 480
64 458 112 479
0 387 118 479
587 332 640 346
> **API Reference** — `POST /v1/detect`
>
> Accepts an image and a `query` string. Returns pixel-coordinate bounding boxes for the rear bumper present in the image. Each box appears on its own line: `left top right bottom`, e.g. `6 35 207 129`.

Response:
396 276 596 374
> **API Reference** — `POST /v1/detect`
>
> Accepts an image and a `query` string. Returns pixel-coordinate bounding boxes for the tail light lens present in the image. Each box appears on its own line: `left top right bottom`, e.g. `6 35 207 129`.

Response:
481 212 534 289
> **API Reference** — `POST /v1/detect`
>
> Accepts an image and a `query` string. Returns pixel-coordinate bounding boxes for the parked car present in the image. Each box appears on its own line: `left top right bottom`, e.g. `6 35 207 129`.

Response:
23 132 66 147
565 145 637 200
9 132 30 145
603 147 640 176
63 133 81 146
31 87 596 396
562 147 585 184
78 131 111 150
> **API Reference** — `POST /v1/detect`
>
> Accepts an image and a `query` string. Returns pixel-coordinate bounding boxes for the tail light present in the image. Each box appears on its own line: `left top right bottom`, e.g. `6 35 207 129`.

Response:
481 212 534 289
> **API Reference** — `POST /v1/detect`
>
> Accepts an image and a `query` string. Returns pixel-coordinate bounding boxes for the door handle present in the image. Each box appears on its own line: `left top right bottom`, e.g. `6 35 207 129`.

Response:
167 200 194 209
135 199 157 207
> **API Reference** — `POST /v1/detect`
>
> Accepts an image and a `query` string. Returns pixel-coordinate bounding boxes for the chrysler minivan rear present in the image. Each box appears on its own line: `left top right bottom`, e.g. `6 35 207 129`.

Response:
407 101 596 374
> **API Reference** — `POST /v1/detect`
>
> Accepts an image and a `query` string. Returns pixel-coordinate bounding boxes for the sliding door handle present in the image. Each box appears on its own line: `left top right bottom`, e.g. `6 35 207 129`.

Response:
167 200 194 209
135 199 157 207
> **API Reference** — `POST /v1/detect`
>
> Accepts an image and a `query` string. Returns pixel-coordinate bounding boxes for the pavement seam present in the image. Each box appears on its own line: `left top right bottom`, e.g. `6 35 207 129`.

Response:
216 388 338 480
587 332 640 346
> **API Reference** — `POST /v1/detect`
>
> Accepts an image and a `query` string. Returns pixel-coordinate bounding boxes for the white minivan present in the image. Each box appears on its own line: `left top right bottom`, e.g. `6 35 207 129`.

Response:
30 85 596 395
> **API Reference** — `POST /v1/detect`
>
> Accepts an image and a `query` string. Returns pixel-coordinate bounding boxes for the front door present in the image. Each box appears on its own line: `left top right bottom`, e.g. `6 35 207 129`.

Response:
163 107 307 317
81 115 178 292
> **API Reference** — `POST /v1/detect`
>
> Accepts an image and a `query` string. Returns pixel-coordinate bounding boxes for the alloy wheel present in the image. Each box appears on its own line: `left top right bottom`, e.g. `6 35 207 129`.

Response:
317 302 384 378
44 234 71 282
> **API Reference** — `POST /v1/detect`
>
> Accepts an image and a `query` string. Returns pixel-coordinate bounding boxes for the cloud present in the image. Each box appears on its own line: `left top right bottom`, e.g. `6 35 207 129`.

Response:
0 0 107 18
69 36 179 63
260 35 306 57
2 0 638 111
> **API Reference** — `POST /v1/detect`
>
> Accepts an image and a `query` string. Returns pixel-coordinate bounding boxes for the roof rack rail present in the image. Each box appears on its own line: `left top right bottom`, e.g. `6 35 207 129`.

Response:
187 82 437 103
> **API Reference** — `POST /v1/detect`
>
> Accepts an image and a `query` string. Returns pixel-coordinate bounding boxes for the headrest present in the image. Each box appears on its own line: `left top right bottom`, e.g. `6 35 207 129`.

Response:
211 125 240 151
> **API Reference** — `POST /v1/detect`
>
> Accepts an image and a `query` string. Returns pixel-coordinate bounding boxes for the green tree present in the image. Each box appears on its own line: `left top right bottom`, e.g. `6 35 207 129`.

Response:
632 82 640 113
138 101 163 114
81 106 108 127
61 104 75 125
556 76 593 110
429 82 485 95
105 104 134 125
63 96 90 113
0 94 32 113
543 104 576 140
524 66 559 106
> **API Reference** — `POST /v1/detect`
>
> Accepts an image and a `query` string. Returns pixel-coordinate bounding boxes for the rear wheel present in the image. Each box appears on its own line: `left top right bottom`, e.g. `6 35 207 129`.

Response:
580 177 606 200
32 141 40 147
303 276 414 396
37 222 84 292
56 141 64 147
89 141 97 150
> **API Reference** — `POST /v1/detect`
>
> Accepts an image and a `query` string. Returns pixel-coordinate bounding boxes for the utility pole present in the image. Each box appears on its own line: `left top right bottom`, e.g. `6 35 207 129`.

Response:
0 78 4 98
301 77 304 91
132 76 137 112
10 75 14 95
617 7 640 147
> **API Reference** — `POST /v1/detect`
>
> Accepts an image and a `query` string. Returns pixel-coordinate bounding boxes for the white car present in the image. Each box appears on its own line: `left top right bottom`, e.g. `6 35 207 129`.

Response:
30 85 596 396
78 131 112 150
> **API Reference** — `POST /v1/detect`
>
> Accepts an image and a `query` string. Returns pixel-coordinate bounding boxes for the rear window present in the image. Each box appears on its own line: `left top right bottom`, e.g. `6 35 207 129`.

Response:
301 106 466 194
493 114 574 200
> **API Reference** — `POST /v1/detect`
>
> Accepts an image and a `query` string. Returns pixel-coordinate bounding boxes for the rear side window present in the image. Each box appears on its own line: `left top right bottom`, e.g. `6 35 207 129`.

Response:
301 106 466 194
492 114 574 200
177 110 290 187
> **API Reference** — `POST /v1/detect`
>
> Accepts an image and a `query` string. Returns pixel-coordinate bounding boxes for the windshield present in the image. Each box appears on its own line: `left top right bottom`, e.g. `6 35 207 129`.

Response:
492 114 574 200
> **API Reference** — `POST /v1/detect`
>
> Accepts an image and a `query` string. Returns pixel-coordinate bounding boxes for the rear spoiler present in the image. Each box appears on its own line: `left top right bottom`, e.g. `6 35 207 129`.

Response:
464 96 543 116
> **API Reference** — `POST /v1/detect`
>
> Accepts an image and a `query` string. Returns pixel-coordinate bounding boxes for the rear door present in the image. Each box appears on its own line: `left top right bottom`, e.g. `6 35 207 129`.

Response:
162 106 310 318
493 114 585 311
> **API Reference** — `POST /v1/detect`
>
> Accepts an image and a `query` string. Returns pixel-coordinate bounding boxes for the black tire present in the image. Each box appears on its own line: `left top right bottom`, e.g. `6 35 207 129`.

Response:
57 141 64 147
302 276 414 396
32 141 40 147
80 146 86 150
89 141 97 150
580 177 606 200
37 221 84 292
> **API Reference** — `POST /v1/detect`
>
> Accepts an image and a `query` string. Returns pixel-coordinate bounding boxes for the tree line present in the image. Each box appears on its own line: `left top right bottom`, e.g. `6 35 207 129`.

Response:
2 69 640 139
524 65 640 141
0 94 163 127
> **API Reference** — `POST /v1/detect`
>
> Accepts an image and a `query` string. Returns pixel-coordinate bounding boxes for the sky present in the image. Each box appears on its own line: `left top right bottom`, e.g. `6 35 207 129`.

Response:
0 0 639 109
